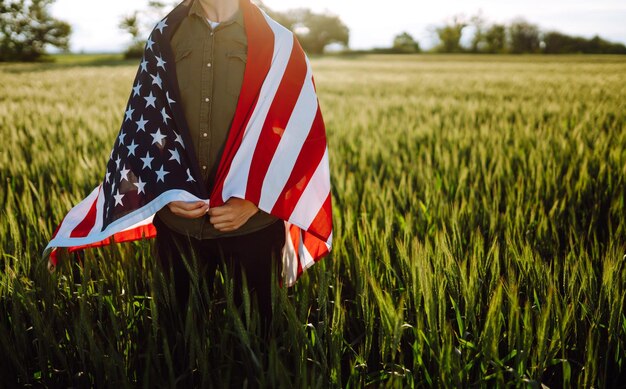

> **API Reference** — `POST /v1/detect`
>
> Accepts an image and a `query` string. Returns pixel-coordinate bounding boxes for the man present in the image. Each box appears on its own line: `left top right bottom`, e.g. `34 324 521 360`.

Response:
154 0 282 322
44 0 333 330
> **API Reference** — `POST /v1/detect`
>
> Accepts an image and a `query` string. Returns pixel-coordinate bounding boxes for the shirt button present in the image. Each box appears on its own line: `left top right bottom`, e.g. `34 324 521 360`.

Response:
207 62 212 67
202 133 208 137
205 97 210 102
202 165 207 170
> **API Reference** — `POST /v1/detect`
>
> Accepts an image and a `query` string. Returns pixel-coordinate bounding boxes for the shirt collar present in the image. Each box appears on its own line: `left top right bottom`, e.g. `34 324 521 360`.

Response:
189 0 244 27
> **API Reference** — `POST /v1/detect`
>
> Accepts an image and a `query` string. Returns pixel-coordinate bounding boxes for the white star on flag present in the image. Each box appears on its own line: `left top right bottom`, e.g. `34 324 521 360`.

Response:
140 58 148 73
105 172 111 183
126 140 138 156
155 165 169 182
114 189 125 206
132 82 142 97
155 18 168 33
124 105 134 121
120 165 130 182
169 148 180 164
174 132 185 148
115 156 121 169
140 152 154 170
161 108 171 124
186 168 196 182
133 177 146 194
151 129 166 146
146 37 154 51
151 73 162 89
155 55 166 69
118 131 126 145
144 92 157 109
136 115 149 132
166 91 176 105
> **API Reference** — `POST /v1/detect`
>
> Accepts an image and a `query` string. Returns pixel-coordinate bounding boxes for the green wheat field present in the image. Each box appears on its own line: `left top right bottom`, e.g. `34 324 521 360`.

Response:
1 54 625 387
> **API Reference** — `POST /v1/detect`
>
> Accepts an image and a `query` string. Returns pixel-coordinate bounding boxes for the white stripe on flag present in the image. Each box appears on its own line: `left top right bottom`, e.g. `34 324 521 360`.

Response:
298 229 315 270
281 222 299 286
258 73 317 211
221 18 294 202
120 214 154 232
289 147 330 229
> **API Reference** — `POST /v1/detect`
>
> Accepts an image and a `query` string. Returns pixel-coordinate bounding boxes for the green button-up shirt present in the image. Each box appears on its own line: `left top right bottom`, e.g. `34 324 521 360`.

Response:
156 1 278 239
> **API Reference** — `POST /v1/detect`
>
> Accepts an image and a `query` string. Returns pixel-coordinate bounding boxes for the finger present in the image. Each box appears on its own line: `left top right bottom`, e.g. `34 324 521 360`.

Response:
213 222 238 231
180 209 209 218
207 205 230 216
172 204 209 218
170 202 207 212
169 204 189 214
169 202 207 215
170 201 206 211
209 213 233 225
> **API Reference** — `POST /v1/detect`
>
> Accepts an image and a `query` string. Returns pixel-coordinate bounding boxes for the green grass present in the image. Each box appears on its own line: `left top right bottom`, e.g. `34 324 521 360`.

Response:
51 53 126 63
1 54 625 387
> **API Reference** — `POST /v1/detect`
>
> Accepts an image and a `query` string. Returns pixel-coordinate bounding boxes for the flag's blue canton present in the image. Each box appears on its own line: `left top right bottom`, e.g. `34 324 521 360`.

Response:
101 19 199 228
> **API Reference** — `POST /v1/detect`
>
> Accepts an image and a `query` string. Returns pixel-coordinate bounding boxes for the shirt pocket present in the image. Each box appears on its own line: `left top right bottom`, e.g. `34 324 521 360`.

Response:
226 51 247 96
174 46 193 91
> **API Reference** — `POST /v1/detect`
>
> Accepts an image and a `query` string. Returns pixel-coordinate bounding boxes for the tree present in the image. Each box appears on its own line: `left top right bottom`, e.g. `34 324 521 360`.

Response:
586 35 626 54
542 31 626 54
268 8 349 54
392 32 420 53
483 24 507 53
542 31 583 54
468 13 487 53
119 12 144 59
508 18 540 54
434 15 467 53
119 1 175 59
464 13 507 54
0 0 71 62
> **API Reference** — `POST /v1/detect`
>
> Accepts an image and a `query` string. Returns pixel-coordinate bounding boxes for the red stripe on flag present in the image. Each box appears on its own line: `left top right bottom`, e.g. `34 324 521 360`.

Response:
302 231 330 261
305 192 333 242
67 223 157 254
50 249 59 266
51 223 156 266
211 3 274 206
70 189 99 238
270 107 326 219
245 36 307 204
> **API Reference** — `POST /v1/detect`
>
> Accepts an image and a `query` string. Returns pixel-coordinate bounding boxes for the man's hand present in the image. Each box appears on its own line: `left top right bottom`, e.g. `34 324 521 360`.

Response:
167 201 210 219
208 198 258 232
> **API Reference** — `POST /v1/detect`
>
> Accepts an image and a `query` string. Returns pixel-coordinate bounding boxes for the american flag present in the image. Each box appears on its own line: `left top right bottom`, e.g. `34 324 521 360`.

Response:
44 0 333 286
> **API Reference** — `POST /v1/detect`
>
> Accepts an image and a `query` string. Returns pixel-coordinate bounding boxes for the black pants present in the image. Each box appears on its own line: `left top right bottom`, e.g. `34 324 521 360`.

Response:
153 216 285 323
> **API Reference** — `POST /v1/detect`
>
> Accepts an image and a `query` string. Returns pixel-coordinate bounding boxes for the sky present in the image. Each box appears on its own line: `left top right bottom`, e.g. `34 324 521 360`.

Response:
50 0 626 52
